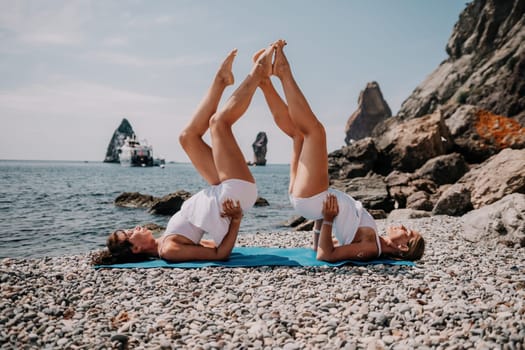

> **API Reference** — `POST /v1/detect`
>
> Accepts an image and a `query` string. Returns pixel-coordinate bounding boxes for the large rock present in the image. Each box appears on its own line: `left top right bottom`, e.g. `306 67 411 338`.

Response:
328 137 378 179
385 170 438 210
415 153 469 186
114 192 156 208
458 148 525 208
397 0 525 124
149 191 192 215
251 132 268 166
372 111 453 173
461 193 525 247
104 118 135 163
345 82 392 144
433 183 473 216
331 174 394 212
445 105 525 162
115 190 193 216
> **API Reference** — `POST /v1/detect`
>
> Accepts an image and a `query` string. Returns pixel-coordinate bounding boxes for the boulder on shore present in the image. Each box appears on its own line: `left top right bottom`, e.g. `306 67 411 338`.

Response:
462 193 525 247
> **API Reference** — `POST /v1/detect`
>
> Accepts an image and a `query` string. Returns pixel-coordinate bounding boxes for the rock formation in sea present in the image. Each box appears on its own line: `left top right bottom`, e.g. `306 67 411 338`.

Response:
251 132 268 166
104 118 135 163
325 0 525 246
344 81 392 145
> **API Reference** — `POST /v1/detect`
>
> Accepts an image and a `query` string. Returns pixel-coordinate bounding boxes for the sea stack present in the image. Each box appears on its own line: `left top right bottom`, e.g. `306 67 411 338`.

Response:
104 118 135 163
251 132 268 166
344 81 392 145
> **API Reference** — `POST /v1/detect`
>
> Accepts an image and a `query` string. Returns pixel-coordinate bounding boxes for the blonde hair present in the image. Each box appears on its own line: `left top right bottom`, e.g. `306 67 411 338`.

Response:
401 231 425 260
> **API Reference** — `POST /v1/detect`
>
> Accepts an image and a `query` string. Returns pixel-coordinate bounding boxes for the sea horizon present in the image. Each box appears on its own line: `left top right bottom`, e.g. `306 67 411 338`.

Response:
0 160 294 259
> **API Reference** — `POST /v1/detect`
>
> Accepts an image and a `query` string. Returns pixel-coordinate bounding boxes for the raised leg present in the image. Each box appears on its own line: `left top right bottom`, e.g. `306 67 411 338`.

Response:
179 49 237 185
257 65 303 194
273 40 329 197
209 43 276 183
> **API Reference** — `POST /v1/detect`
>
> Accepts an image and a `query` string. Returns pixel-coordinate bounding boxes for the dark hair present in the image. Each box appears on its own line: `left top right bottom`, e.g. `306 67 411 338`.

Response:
90 229 152 265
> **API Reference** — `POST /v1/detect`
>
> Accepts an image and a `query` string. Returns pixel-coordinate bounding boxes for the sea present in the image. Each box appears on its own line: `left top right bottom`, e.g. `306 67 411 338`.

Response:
0 160 294 259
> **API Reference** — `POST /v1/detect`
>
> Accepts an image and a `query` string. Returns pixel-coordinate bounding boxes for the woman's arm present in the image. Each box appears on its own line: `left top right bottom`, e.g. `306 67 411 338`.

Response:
159 199 243 262
316 194 378 262
316 194 338 260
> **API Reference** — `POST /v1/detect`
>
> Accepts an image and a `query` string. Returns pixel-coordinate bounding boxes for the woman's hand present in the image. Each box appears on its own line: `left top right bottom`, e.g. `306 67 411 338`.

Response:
322 194 339 221
220 198 243 221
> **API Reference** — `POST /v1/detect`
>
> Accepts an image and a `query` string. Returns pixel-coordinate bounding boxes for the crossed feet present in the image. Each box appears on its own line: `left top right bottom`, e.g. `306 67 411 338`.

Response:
216 39 289 87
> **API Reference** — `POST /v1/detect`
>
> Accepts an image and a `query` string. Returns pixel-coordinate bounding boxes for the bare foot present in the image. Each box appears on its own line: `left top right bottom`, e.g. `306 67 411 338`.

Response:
273 39 291 79
252 42 277 79
217 48 237 86
252 48 271 87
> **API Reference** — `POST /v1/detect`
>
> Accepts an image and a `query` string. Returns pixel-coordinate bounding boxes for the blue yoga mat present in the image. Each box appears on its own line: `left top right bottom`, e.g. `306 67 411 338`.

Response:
95 247 414 269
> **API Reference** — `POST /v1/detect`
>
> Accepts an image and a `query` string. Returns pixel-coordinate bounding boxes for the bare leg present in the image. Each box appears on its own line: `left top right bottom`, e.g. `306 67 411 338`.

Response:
254 49 303 193
209 43 276 183
179 49 237 185
273 40 329 198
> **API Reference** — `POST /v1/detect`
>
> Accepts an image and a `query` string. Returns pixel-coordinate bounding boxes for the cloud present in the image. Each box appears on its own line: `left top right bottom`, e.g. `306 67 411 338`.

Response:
101 36 129 47
0 78 181 119
88 51 218 68
0 1 89 47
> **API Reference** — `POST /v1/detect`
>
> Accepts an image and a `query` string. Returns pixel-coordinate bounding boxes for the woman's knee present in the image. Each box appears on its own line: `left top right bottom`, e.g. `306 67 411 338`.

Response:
179 128 197 148
300 119 325 137
209 112 231 134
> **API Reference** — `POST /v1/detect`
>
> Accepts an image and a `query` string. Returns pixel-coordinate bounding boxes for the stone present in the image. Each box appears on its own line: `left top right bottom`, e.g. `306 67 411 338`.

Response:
328 138 378 179
345 82 392 144
372 111 453 173
445 105 525 162
387 209 431 221
433 183 473 216
331 174 394 212
149 191 192 215
114 192 156 209
415 153 469 186
254 197 270 207
462 193 525 247
406 191 434 212
458 148 525 209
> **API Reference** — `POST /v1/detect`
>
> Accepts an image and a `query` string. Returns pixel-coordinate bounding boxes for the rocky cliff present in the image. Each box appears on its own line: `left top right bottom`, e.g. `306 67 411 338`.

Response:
327 0 525 246
104 118 135 163
397 0 525 125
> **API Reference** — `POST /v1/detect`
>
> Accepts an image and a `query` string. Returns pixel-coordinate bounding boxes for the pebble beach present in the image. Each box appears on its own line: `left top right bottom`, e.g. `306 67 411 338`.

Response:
1 216 524 349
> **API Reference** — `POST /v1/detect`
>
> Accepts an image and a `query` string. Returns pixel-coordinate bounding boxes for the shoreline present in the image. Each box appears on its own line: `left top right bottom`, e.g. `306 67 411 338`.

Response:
1 216 524 349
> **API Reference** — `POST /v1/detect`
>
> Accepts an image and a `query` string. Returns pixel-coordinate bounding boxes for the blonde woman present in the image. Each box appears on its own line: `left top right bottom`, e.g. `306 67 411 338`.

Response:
258 40 425 262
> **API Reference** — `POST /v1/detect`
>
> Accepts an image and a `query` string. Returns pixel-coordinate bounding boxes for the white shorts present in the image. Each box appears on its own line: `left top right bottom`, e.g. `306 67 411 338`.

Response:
176 179 257 245
289 188 374 245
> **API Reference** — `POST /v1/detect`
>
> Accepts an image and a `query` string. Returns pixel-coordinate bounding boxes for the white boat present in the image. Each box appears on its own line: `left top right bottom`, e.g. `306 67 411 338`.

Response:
118 135 154 167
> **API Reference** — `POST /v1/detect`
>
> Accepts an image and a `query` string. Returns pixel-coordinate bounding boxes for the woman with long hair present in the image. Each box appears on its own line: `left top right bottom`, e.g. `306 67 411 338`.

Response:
258 40 425 262
93 42 277 265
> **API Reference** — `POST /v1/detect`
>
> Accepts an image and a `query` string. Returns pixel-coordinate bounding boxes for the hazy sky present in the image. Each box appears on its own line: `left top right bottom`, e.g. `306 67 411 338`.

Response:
0 0 468 164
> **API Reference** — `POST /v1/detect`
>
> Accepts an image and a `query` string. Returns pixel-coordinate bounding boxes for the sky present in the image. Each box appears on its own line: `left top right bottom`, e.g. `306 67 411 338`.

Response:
0 0 468 164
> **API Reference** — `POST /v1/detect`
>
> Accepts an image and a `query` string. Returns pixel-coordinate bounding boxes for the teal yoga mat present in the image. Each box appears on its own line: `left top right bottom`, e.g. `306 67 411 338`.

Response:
95 247 414 269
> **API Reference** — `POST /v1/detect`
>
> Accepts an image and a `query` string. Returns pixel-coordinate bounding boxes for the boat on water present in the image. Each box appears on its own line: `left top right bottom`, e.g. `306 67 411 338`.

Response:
118 135 154 167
